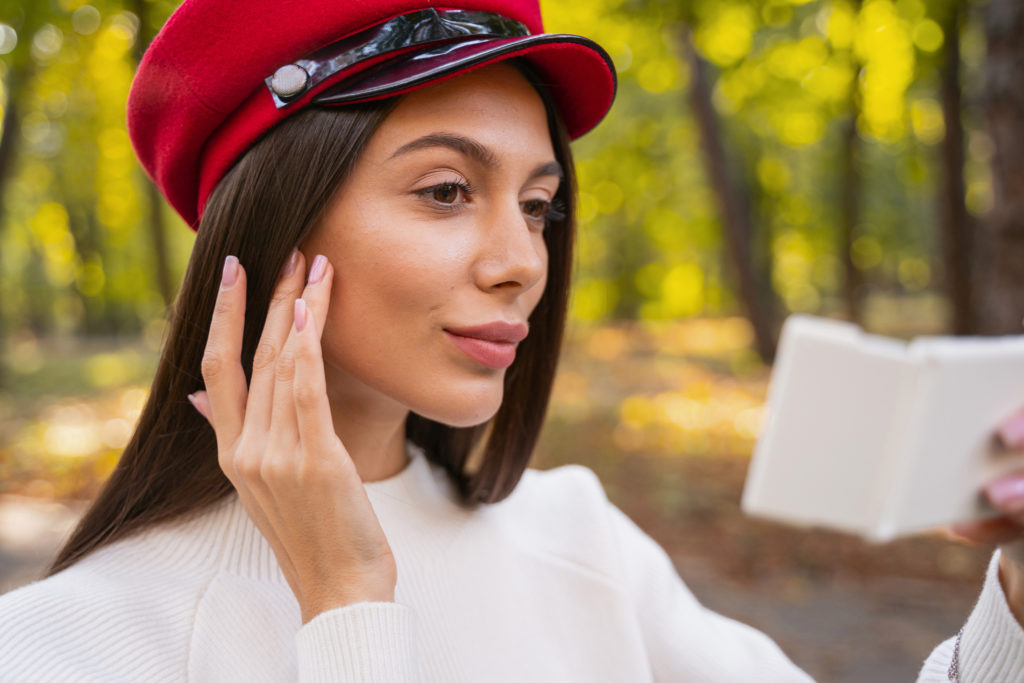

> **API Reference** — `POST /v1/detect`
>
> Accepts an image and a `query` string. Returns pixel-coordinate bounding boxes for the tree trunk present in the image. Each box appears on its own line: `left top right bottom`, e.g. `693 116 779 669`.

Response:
977 0 1024 334
681 28 778 362
0 67 27 388
938 0 975 334
132 0 174 308
144 178 173 307
838 116 864 324
838 0 864 325
0 3 47 386
0 83 20 212
0 7 41 231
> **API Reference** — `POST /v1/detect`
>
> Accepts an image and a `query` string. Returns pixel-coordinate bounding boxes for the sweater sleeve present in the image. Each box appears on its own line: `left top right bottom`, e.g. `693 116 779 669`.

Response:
916 550 1024 682
296 602 419 683
606 503 813 682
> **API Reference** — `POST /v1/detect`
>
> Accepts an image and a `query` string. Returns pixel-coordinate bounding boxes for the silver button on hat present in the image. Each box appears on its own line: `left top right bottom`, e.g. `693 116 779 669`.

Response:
269 64 310 99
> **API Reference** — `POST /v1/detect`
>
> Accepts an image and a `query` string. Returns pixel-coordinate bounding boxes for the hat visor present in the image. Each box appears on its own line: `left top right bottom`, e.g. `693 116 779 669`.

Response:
313 33 617 139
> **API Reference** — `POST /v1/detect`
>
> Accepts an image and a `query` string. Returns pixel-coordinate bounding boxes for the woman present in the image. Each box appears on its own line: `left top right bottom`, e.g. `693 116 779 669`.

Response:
1 0 1023 680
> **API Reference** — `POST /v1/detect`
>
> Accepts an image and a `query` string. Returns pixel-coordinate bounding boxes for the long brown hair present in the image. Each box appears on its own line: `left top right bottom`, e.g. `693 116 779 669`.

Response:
50 69 577 575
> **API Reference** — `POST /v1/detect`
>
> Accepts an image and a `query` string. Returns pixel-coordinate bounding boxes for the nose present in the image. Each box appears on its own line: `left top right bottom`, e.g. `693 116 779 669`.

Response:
473 200 547 295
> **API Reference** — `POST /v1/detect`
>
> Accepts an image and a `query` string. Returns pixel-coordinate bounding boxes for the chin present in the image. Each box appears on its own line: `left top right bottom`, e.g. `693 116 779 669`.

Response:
411 384 504 428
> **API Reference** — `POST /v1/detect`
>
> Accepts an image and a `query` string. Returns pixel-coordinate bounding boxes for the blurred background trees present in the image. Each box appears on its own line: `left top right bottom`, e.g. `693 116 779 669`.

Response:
547 0 1021 352
1 0 1020 354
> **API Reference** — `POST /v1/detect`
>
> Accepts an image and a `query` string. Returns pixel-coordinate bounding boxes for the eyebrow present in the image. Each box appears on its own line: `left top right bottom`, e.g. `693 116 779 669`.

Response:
389 133 563 180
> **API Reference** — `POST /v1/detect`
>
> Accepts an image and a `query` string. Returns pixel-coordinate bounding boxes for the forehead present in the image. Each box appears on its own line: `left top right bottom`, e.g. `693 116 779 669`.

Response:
363 62 555 159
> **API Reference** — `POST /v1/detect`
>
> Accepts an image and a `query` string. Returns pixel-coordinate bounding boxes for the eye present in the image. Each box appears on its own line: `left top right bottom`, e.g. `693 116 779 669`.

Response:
521 197 566 226
520 199 550 219
415 181 474 211
432 183 462 204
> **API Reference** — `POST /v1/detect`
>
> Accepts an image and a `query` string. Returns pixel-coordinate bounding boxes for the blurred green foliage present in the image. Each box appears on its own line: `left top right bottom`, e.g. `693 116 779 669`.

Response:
542 0 987 322
0 0 990 341
1 0 191 342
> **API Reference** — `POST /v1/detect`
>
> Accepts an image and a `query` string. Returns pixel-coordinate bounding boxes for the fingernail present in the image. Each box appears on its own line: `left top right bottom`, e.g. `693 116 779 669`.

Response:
222 255 239 288
294 298 307 331
998 413 1024 447
986 477 1024 507
187 393 201 413
283 249 300 277
308 255 327 284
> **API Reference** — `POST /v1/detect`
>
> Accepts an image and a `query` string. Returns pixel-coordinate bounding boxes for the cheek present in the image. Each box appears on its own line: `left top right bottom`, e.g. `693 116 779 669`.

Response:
527 237 550 314
323 241 443 346
315 234 464 386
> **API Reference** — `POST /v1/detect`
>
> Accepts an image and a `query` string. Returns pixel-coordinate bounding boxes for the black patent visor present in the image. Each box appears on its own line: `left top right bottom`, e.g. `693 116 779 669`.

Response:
265 9 530 107
313 32 604 105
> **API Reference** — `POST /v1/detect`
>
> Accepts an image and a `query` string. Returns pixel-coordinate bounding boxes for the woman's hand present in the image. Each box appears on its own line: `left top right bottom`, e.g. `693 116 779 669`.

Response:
190 251 396 624
951 412 1024 626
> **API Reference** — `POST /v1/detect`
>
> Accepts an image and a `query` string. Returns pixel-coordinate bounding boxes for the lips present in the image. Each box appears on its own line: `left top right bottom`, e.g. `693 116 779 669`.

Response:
444 322 528 369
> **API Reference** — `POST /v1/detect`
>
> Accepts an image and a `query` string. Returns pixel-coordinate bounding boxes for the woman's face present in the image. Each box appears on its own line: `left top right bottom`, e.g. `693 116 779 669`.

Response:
302 63 561 427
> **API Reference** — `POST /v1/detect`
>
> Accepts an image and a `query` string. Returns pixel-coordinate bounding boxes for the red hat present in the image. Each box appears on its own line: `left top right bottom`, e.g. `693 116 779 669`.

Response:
127 0 617 229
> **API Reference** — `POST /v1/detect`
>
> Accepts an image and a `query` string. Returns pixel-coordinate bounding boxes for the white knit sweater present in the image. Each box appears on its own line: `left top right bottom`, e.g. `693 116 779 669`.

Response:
0 447 1020 682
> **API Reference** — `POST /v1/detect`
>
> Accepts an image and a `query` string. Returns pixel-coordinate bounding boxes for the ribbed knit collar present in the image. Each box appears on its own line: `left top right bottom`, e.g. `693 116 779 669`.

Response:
363 442 436 504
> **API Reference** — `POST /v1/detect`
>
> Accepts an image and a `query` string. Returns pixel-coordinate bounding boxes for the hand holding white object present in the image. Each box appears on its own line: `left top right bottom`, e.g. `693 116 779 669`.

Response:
951 411 1024 627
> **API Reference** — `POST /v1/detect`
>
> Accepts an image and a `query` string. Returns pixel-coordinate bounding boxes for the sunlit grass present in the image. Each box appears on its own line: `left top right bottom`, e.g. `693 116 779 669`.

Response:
554 317 769 458
0 335 158 498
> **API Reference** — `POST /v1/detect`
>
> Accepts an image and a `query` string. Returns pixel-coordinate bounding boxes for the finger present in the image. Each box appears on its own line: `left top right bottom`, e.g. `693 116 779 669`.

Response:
292 297 344 461
299 254 333 340
188 391 212 424
265 255 333 444
950 517 1022 546
267 299 307 446
201 255 248 449
997 410 1024 448
246 249 306 431
985 475 1024 523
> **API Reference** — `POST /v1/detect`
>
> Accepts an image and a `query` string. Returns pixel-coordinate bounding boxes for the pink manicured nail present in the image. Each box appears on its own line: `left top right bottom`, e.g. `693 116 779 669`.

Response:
308 255 327 284
283 249 300 276
986 476 1024 507
998 413 1024 447
222 255 239 287
294 298 307 331
187 393 203 417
